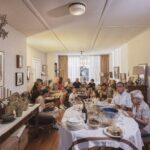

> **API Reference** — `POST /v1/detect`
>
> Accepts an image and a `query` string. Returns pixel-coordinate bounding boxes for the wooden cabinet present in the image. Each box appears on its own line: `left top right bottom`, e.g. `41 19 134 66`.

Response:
127 85 148 103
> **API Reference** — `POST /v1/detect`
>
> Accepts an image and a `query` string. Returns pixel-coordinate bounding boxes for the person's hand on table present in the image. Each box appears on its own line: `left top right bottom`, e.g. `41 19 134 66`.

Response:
126 111 134 117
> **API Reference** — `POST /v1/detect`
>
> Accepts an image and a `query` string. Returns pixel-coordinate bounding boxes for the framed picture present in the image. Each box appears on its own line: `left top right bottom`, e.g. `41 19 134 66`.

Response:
120 73 127 83
80 66 89 82
138 64 148 85
114 66 120 79
27 66 31 81
16 55 23 68
42 65 47 76
0 51 4 87
16 72 24 86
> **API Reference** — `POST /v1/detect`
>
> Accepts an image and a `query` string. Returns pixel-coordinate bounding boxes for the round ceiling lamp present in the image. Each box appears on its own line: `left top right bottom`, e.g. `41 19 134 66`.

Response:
69 2 86 16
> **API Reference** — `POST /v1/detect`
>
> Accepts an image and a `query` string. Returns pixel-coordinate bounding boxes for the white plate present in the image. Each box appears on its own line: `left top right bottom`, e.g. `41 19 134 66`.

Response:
103 127 123 138
67 117 81 124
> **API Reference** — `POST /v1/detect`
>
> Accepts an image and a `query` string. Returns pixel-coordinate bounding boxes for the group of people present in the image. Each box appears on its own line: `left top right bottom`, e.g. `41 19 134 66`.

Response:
29 77 150 137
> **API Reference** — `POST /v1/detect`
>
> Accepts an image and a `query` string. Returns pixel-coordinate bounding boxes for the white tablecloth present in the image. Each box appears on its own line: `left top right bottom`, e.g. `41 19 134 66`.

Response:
59 107 143 150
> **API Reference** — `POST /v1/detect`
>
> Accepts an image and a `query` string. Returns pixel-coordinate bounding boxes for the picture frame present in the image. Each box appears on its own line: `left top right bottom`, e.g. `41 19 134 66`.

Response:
16 72 24 86
0 51 4 87
16 55 23 68
114 66 120 79
138 64 148 85
42 65 47 76
120 73 127 83
27 66 31 81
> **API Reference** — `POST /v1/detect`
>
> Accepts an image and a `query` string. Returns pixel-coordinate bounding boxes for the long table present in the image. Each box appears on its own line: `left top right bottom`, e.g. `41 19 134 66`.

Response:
0 104 40 144
59 107 143 150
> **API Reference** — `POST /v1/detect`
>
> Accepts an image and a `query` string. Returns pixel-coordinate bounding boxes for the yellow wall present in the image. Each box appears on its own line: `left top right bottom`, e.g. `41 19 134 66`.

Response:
121 28 150 101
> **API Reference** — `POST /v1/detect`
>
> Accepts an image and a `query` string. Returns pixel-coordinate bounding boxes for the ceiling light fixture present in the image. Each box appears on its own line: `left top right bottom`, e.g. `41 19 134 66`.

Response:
69 2 86 16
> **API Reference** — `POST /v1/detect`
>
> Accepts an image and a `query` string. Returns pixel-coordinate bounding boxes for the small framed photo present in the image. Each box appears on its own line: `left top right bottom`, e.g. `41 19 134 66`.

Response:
27 66 31 81
114 66 120 79
16 55 23 68
0 51 4 87
16 72 24 86
42 65 47 76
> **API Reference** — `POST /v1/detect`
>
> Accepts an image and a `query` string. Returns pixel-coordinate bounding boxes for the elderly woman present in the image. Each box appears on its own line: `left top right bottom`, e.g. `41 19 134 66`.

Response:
128 90 150 136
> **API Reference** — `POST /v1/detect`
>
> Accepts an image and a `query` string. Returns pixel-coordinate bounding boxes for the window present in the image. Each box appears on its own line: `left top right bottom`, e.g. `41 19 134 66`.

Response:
32 58 41 82
68 55 100 84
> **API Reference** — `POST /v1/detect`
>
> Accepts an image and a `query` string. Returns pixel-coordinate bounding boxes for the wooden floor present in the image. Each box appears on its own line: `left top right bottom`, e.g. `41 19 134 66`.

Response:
26 110 64 150
26 130 59 150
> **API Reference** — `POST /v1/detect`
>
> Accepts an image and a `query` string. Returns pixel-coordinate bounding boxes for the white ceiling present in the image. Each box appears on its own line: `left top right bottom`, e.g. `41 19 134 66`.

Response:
0 0 150 53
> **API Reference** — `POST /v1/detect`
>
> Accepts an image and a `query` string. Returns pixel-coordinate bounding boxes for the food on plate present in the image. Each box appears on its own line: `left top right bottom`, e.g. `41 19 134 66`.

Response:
101 118 112 127
88 117 100 128
106 126 122 136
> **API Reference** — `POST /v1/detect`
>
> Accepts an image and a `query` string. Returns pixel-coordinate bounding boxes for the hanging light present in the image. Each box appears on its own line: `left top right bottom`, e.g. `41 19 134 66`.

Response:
69 2 86 16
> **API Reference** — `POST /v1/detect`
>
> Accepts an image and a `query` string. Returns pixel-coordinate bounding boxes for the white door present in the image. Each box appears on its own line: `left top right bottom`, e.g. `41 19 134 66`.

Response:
32 58 41 82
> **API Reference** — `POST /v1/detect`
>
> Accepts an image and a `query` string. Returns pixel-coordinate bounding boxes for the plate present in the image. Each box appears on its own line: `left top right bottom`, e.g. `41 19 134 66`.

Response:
103 126 123 138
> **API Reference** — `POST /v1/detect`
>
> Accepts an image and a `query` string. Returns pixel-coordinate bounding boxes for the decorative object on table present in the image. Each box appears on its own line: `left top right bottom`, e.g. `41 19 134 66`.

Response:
0 14 8 39
27 66 31 81
16 72 24 86
114 66 120 79
133 64 147 85
0 51 4 87
1 114 15 123
120 73 126 83
16 55 23 68
41 65 47 76
54 62 58 76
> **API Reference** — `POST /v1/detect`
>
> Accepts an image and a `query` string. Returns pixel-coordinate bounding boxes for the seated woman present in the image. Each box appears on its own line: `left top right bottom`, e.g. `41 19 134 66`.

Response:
128 90 150 136
51 77 67 109
30 88 58 129
98 83 108 101
30 79 43 103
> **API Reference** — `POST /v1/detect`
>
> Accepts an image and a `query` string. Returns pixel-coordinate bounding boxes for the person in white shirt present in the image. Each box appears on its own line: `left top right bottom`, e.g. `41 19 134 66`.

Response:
128 91 150 136
69 88 78 105
112 82 132 110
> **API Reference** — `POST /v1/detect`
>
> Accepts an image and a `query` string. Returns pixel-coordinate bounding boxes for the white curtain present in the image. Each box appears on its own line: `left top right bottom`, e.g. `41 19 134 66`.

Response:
87 56 100 84
68 56 80 82
68 55 100 84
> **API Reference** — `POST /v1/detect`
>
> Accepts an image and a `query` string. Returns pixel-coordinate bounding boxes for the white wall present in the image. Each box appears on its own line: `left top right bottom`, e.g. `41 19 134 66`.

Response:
46 52 58 80
27 46 47 90
0 25 27 93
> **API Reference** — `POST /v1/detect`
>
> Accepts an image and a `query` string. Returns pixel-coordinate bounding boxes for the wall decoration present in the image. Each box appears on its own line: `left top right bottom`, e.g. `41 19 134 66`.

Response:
0 14 8 39
138 64 148 85
16 72 24 86
16 55 23 68
42 65 47 76
120 73 126 83
27 66 31 81
0 52 4 87
54 62 58 76
114 66 120 79
80 66 89 82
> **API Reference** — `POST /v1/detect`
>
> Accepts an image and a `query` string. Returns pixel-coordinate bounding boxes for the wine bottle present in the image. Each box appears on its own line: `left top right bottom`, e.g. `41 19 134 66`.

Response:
81 99 87 123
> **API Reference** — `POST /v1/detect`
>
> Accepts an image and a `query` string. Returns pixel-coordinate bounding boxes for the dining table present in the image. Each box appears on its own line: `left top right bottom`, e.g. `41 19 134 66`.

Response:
59 105 143 150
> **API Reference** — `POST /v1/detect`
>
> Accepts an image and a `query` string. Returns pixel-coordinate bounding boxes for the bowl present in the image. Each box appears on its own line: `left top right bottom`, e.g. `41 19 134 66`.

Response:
102 107 118 118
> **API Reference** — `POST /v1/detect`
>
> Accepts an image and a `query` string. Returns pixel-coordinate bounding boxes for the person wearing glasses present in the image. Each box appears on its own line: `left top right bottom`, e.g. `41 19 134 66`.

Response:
112 82 132 110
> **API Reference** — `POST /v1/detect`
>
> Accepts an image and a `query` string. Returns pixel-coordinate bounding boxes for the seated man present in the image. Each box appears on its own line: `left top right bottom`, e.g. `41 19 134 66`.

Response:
128 91 150 136
88 79 95 89
112 82 132 110
73 78 81 89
